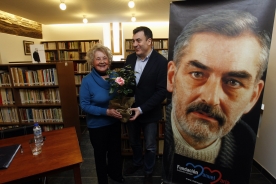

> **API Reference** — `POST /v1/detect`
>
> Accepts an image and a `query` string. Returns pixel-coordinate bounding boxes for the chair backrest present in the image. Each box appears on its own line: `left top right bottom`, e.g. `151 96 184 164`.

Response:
0 125 34 139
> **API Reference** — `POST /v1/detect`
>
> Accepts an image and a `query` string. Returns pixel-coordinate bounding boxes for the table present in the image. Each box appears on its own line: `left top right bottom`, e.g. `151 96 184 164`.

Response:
0 127 83 184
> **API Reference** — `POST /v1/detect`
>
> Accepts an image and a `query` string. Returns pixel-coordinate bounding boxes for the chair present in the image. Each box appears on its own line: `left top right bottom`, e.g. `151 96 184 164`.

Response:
0 125 34 139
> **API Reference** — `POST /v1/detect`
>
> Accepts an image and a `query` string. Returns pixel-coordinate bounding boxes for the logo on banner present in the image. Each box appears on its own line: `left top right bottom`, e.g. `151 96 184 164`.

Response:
176 162 230 184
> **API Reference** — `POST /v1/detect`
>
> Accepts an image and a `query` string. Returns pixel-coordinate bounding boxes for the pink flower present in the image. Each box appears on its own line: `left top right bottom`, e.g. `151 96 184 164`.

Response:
115 77 125 86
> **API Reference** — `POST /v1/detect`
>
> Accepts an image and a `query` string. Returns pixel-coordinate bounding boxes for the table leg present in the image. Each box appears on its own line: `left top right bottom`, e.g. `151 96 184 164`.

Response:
73 164 82 184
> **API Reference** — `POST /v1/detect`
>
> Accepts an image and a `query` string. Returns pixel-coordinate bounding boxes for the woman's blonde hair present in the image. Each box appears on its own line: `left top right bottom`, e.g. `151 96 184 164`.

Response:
86 43 113 67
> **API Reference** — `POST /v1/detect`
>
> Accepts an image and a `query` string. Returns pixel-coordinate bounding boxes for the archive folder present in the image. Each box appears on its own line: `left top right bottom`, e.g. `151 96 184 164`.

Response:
0 144 21 169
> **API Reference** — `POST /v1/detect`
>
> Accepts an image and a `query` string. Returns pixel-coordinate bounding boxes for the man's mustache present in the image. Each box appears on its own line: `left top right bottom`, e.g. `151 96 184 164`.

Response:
186 102 227 126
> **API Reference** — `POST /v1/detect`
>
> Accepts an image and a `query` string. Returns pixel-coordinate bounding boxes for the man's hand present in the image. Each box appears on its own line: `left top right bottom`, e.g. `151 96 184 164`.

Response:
107 109 122 119
129 108 141 121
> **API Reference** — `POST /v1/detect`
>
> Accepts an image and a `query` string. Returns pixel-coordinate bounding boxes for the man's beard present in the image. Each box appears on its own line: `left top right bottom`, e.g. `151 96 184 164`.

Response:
172 96 240 142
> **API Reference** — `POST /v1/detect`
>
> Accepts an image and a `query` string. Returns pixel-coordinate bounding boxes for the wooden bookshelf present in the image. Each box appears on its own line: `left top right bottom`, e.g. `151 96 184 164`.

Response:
125 38 168 59
41 40 99 62
0 62 81 140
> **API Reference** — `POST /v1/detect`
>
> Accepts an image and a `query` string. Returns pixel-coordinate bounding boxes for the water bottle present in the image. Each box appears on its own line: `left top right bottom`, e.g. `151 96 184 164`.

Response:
33 123 44 146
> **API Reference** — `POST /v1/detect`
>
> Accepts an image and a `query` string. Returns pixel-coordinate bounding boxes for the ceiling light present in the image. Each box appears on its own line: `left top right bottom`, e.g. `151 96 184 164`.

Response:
83 15 88 24
128 0 135 8
131 14 136 22
59 1 66 10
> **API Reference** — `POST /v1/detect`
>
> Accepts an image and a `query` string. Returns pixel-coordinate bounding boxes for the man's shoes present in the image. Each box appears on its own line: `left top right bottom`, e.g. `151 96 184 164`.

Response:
144 173 153 184
124 165 143 176
108 175 125 183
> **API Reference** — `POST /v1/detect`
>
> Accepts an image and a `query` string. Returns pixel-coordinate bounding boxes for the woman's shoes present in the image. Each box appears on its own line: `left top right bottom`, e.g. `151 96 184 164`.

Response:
109 175 125 183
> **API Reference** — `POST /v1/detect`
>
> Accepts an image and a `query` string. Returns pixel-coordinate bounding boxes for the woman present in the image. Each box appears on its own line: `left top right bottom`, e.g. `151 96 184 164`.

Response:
79 43 124 184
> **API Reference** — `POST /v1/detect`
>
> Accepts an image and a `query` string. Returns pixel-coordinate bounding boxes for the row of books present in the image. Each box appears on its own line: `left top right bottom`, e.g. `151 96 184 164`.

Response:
80 41 98 52
0 108 19 123
0 71 11 87
41 125 64 131
125 39 168 50
74 62 92 73
19 88 60 104
43 42 57 50
59 51 80 60
0 89 14 105
153 40 168 49
19 108 63 123
74 75 86 85
10 67 58 86
158 50 168 59
45 51 58 61
58 41 79 49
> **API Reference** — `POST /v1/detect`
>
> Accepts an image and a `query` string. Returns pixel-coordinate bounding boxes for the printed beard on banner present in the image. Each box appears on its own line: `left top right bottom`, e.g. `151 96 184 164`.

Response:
173 154 232 184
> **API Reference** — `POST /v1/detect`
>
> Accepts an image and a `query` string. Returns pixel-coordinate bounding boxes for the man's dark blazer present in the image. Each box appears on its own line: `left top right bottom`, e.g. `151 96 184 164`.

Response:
125 49 168 123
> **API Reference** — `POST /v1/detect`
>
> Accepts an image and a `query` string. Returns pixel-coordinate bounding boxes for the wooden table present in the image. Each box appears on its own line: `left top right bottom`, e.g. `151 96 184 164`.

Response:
0 127 83 184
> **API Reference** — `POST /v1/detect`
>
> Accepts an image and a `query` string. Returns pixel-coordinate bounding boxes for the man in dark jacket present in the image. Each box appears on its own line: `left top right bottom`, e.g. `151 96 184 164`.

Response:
124 26 167 184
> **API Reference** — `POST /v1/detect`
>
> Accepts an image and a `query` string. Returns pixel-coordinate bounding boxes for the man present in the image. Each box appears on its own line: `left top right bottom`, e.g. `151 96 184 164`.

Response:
162 10 271 184
124 26 167 184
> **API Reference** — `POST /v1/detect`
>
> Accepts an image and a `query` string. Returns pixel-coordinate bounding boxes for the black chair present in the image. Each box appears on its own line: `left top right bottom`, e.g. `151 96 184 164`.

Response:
0 125 34 139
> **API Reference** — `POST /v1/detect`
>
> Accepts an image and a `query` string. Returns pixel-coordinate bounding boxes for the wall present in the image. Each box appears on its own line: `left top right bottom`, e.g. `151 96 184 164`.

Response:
42 23 104 41
0 22 169 63
253 12 276 178
0 33 41 63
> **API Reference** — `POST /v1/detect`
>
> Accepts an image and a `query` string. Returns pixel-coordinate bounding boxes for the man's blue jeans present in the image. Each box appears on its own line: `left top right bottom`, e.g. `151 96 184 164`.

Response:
127 121 157 174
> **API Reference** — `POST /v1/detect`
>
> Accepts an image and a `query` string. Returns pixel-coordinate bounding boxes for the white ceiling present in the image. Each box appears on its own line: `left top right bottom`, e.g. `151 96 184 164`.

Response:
0 0 178 25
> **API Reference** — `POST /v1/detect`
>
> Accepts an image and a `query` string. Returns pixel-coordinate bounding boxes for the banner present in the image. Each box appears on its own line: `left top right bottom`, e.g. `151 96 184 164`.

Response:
163 0 276 183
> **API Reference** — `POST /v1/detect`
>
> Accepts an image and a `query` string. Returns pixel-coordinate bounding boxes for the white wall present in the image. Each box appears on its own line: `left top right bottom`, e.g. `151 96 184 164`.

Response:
42 23 104 41
0 33 42 63
253 12 276 178
0 22 169 63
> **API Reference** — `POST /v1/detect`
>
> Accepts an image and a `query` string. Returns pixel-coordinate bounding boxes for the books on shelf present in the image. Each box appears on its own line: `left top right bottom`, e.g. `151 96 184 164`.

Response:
0 108 19 123
43 42 57 50
19 88 60 104
10 67 58 86
80 41 98 52
19 108 63 123
0 89 14 105
0 70 11 87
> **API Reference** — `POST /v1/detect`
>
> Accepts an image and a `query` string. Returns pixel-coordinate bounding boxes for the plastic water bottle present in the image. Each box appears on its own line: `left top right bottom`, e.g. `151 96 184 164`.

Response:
33 123 44 146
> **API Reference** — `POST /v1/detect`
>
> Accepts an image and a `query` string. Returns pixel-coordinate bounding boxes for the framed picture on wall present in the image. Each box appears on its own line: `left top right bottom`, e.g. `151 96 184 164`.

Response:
23 40 34 55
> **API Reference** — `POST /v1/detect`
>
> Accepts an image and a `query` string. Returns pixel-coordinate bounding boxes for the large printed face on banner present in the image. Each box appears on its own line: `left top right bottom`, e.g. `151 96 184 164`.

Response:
167 32 264 149
163 3 275 183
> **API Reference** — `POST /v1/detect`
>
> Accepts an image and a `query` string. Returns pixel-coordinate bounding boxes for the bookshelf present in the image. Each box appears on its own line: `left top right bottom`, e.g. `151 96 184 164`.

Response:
0 62 81 140
41 40 99 62
125 38 168 59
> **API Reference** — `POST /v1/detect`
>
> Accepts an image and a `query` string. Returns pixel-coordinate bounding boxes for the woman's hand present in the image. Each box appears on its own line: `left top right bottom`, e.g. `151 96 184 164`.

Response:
107 108 122 119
